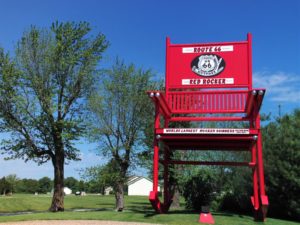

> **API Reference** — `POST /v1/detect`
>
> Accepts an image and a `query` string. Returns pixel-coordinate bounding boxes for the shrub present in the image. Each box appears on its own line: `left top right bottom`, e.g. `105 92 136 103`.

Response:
182 169 217 211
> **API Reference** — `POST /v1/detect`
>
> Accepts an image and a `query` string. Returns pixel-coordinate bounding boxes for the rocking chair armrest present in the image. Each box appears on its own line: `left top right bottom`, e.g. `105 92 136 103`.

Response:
147 91 172 119
246 89 266 117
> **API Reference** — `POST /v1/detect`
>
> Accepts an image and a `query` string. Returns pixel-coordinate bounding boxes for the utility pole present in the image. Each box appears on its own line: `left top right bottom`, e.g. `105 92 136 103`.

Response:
278 104 282 119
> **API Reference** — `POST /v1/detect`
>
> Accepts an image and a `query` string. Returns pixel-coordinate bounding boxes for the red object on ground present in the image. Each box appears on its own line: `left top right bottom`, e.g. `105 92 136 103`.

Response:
199 213 215 224
147 34 268 221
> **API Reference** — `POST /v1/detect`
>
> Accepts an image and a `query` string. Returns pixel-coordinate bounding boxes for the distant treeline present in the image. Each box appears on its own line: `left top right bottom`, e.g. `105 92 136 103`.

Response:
0 176 98 194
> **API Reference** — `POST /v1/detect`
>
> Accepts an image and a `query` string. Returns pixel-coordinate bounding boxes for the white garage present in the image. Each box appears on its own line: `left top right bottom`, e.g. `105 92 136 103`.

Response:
127 176 160 196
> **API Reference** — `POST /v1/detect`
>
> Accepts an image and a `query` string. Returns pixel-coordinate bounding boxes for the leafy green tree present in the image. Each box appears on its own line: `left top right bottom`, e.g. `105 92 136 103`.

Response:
38 177 52 193
81 165 103 194
0 177 10 195
64 177 79 192
217 167 253 214
5 174 19 194
85 180 102 193
82 164 108 194
16 178 39 193
263 109 300 220
83 160 124 196
0 21 108 211
88 59 155 211
182 168 217 211
78 180 86 192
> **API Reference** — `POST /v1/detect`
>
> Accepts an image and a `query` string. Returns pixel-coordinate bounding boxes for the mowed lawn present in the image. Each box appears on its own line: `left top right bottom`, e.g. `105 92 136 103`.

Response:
0 194 298 225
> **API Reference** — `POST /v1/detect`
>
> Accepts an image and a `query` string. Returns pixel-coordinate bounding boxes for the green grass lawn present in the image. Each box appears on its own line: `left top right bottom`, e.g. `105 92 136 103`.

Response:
0 194 298 225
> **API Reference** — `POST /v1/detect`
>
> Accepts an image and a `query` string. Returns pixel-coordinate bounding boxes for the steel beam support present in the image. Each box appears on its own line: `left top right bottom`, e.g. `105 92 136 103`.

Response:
251 144 259 210
163 146 170 212
153 102 160 193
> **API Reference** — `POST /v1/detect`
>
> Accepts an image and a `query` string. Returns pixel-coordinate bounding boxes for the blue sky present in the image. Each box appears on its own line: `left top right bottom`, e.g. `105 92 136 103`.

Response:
0 0 299 179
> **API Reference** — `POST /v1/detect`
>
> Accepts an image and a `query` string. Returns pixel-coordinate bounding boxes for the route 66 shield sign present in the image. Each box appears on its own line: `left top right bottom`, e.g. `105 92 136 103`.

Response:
191 54 225 77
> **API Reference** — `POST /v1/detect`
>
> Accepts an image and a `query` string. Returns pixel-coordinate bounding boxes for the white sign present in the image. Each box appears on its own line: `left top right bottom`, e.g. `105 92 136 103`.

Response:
163 128 250 135
182 78 234 85
182 45 233 53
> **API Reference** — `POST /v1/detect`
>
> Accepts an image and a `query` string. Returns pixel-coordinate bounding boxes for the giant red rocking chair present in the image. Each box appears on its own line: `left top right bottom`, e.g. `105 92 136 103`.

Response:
147 34 268 221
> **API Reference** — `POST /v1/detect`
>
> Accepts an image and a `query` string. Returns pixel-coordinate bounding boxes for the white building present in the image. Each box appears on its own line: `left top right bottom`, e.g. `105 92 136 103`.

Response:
104 186 113 195
51 187 72 195
64 187 72 195
127 176 160 196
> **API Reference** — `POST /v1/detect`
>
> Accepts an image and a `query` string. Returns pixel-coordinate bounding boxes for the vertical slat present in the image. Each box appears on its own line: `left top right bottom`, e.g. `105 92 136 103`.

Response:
191 93 193 110
220 93 223 111
206 94 208 111
206 94 209 111
202 94 207 111
169 94 172 110
199 94 202 111
176 94 180 110
194 93 197 110
199 93 202 110
229 93 231 111
186 94 189 110
214 93 216 111
180 93 183 111
233 94 236 110
187 94 191 110
195 94 202 110
239 93 242 110
242 93 246 110
192 93 195 110
210 93 213 111
216 93 219 111
238 93 241 110
182 93 185 110
212 93 215 112
238 94 241 110
224 93 227 111
173 94 177 111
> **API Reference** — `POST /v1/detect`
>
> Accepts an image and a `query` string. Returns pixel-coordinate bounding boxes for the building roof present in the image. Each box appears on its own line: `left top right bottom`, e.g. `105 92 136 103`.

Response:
127 176 152 186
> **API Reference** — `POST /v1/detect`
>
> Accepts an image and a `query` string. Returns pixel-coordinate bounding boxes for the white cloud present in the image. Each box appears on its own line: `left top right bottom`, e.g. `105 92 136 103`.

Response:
253 71 300 103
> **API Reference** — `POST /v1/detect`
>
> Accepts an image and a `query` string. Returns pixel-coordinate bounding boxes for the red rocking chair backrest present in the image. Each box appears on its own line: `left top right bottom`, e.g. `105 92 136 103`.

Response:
163 33 256 116
166 33 253 91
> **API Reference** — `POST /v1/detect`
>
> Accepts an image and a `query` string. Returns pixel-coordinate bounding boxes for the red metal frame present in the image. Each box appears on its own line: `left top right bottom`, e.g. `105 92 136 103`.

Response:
147 34 268 221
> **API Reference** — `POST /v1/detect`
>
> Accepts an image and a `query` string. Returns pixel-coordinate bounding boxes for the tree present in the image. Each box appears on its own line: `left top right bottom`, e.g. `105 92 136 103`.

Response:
81 166 106 195
5 174 19 194
0 177 10 195
263 109 300 220
15 178 39 193
38 177 52 193
182 168 217 211
83 160 124 196
88 59 155 211
0 21 108 211
64 177 79 192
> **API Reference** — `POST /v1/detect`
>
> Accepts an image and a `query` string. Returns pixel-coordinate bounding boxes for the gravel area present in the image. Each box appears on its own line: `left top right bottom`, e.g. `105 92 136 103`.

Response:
0 221 162 225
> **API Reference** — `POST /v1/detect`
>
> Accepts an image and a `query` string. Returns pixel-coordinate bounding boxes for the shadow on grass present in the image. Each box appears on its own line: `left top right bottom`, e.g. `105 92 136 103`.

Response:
0 210 46 217
0 208 112 217
65 208 111 212
211 212 235 217
126 206 200 218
